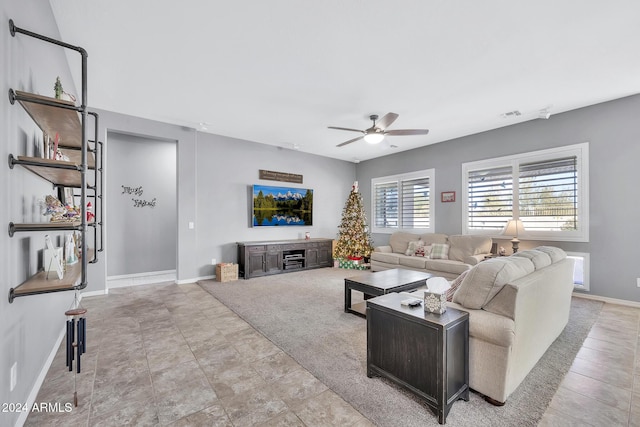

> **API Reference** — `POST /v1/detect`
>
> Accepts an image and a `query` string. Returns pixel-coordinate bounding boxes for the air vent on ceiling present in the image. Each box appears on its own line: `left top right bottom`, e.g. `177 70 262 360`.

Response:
500 110 522 118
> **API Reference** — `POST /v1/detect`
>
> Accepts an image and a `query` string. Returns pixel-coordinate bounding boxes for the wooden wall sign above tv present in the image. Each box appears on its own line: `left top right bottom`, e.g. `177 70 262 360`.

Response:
259 169 303 184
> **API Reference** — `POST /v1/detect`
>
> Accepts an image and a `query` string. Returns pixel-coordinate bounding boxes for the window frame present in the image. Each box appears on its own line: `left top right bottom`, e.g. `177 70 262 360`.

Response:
371 169 435 234
462 143 589 242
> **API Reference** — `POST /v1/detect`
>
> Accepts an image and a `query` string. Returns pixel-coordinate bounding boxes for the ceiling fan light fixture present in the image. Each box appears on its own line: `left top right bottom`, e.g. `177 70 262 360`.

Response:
364 132 385 144
330 112 428 148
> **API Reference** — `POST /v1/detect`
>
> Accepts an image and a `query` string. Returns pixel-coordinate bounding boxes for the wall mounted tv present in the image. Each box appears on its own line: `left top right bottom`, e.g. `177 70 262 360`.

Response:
252 184 313 227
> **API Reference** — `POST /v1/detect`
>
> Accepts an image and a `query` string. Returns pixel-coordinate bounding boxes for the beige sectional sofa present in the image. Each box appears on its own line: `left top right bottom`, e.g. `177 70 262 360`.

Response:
409 246 574 404
371 232 493 279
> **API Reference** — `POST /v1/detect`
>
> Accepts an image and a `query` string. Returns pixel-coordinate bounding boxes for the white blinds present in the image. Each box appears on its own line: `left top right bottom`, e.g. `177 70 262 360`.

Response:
400 176 430 229
519 156 578 231
373 173 431 230
373 181 398 229
467 165 513 231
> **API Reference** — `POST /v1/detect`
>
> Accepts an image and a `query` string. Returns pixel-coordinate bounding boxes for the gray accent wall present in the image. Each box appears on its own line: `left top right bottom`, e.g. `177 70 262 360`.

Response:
356 94 640 302
194 132 354 278
106 132 177 276
92 110 355 285
90 109 197 288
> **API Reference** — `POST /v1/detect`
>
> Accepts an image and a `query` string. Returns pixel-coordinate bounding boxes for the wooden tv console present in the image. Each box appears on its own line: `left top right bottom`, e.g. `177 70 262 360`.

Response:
237 238 333 279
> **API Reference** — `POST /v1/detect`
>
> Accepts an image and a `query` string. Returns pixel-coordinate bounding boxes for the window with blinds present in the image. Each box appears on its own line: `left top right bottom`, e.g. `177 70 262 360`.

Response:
467 165 513 232
373 181 398 228
401 176 430 229
372 169 434 233
519 156 578 232
462 143 588 242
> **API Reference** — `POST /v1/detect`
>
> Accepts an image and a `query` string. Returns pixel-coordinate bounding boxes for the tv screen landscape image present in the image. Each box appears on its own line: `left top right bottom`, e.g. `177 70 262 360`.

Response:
252 184 313 226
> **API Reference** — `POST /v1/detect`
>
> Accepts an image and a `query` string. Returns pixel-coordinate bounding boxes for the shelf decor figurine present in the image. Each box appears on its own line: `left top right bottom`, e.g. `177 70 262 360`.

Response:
44 234 64 280
53 76 76 102
54 76 63 99
65 233 78 265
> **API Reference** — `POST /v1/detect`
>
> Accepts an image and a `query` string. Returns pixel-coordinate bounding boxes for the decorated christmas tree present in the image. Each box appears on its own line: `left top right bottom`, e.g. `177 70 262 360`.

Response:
335 181 373 261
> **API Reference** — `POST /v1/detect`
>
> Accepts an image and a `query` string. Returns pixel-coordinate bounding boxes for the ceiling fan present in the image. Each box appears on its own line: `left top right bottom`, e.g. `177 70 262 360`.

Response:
329 113 429 147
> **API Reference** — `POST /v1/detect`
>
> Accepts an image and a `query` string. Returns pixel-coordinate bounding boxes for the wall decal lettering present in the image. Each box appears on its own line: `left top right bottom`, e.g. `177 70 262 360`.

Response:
121 185 144 196
121 185 157 208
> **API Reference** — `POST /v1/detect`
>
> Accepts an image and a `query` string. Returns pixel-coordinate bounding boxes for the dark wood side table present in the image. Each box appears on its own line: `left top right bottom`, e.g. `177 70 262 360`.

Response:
344 269 432 317
366 293 469 424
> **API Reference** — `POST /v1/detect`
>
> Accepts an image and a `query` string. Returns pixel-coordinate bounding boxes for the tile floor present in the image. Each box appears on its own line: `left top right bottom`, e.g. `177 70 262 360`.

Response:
23 282 640 426
540 302 640 426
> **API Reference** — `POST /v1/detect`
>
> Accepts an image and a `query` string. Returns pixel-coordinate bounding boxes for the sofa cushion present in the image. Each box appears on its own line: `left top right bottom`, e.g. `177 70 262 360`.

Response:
425 259 470 276
389 232 417 254
534 246 567 263
449 301 516 347
414 245 431 257
448 235 493 262
405 240 424 256
419 233 449 246
399 256 427 269
452 256 535 309
430 243 450 259
370 251 400 265
388 232 448 254
513 249 551 270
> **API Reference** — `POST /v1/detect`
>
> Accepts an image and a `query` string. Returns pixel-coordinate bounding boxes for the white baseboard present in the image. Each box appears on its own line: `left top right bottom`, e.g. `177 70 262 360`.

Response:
572 291 640 309
15 325 66 427
176 275 214 285
82 289 107 297
107 270 176 289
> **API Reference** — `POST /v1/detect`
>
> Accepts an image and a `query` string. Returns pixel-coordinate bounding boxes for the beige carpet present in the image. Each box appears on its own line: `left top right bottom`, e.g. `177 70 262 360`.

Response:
200 267 602 426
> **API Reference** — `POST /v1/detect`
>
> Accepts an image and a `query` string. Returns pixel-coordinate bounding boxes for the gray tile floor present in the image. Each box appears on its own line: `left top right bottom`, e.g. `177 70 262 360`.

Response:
24 282 640 426
540 302 640 426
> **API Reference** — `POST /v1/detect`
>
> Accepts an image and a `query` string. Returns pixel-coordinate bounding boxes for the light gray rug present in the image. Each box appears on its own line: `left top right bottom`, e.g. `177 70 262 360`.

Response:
200 267 602 426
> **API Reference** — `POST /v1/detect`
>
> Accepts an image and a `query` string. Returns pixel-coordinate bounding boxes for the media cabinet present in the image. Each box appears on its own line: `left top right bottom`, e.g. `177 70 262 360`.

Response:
237 238 333 279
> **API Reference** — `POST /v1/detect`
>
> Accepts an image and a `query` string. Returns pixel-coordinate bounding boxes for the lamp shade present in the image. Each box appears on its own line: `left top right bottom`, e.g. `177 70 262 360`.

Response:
503 219 525 237
364 132 385 144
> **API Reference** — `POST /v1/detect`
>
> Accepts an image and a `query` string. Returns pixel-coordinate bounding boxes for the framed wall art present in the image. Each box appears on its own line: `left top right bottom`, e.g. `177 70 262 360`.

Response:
441 191 456 203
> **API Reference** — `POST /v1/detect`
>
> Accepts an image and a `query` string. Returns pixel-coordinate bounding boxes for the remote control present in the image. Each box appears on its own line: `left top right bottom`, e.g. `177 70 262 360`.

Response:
401 298 422 308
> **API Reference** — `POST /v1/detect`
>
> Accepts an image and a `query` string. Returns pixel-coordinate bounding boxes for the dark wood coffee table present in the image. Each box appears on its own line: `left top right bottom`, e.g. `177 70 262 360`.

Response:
344 268 432 317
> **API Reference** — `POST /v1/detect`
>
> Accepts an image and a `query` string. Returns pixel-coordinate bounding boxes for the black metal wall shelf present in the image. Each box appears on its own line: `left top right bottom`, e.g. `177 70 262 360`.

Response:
7 19 103 303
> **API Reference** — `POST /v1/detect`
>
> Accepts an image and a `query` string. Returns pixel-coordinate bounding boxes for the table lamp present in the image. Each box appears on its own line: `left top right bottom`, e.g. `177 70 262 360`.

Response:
503 219 525 254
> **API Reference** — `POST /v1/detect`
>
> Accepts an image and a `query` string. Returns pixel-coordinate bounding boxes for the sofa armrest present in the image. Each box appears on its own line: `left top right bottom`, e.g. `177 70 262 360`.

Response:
464 253 491 265
374 245 392 253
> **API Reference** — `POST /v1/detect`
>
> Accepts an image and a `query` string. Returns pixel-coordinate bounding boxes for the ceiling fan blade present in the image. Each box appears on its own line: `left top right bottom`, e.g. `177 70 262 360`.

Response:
328 126 365 133
385 129 430 136
376 112 399 130
336 135 364 147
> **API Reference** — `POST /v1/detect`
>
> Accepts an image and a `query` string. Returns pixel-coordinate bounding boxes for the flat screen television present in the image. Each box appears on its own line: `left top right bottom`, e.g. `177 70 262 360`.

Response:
252 184 313 227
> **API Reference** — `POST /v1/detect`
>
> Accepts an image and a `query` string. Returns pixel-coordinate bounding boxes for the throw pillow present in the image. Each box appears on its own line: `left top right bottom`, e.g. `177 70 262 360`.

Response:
414 245 425 257
446 270 469 302
430 243 450 260
405 240 424 256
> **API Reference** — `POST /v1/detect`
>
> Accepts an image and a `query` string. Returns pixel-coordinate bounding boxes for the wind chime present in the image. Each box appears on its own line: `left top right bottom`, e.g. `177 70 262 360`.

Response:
65 292 87 407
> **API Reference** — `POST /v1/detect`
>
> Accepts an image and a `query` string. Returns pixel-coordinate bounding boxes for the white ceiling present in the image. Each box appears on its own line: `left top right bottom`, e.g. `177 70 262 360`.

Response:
49 0 640 163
